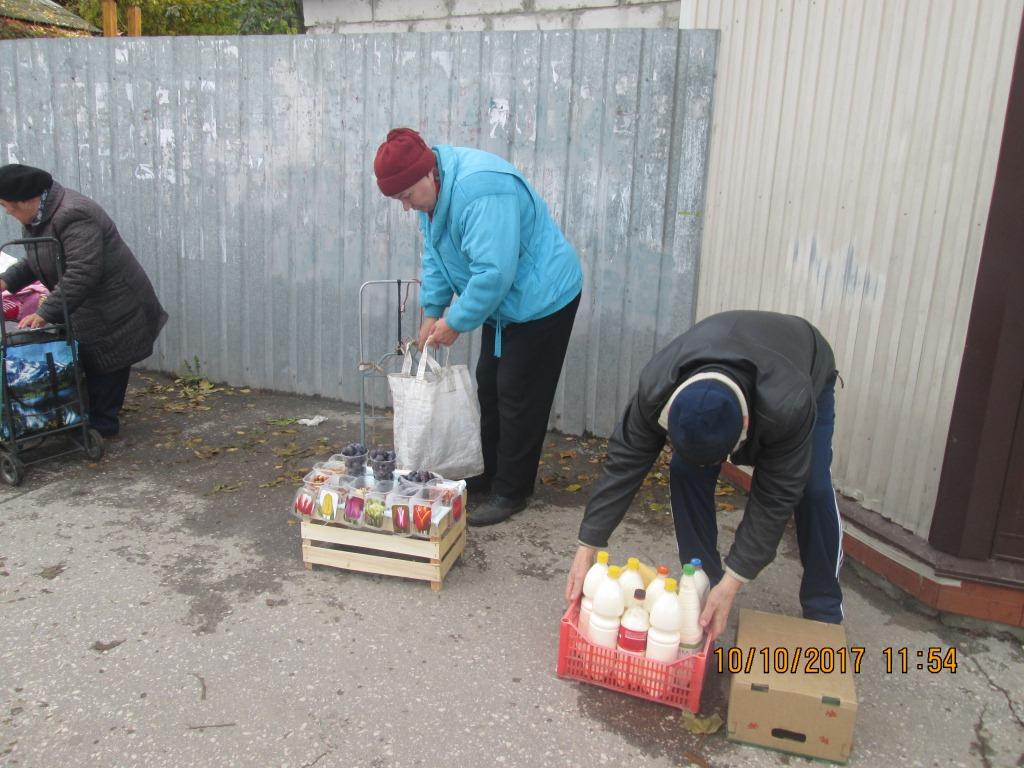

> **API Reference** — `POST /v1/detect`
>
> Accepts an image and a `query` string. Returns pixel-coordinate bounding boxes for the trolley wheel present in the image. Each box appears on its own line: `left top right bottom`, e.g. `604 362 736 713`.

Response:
0 451 25 486
83 429 105 460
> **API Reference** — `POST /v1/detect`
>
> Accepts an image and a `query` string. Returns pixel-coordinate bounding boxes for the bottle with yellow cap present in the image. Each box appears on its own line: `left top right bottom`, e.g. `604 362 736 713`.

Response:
579 550 610 640
620 557 646 609
589 564 626 678
646 577 683 664
643 565 670 613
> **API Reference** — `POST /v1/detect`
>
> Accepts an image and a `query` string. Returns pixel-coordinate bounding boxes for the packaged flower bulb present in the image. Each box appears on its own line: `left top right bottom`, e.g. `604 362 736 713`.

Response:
386 489 414 536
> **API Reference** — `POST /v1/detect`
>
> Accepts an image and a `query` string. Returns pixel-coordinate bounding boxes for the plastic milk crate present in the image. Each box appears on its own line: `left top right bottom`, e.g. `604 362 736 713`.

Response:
556 600 713 712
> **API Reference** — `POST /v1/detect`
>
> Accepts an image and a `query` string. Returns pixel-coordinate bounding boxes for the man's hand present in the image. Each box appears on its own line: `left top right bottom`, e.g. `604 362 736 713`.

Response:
416 316 439 350
700 572 743 642
426 317 459 347
17 313 47 330
565 545 596 604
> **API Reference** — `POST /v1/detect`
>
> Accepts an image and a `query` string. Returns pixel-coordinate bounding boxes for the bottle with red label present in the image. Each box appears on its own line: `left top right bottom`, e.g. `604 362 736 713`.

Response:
615 588 649 689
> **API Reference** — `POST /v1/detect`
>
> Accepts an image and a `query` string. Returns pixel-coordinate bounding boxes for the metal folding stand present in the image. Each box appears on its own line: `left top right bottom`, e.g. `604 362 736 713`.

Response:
356 278 420 449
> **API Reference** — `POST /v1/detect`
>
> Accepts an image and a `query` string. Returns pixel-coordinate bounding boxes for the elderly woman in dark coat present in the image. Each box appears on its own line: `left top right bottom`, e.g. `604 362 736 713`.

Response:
0 164 168 437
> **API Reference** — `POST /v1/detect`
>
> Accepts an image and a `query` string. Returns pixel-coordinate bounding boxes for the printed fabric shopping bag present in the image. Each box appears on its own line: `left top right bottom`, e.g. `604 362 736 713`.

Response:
387 346 484 480
1 339 83 439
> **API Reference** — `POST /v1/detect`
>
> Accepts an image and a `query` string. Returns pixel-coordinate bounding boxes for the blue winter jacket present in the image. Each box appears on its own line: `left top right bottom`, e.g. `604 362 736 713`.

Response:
418 145 583 356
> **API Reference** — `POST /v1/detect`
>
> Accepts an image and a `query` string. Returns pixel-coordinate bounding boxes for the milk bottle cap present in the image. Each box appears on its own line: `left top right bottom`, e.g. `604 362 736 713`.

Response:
690 558 703 569
657 565 669 575
664 577 678 593
596 550 609 564
683 564 695 576
633 589 646 602
607 565 622 579
626 557 640 571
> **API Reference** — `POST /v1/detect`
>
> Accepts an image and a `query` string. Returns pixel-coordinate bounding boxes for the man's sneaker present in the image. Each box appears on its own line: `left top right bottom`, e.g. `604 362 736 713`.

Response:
468 495 528 527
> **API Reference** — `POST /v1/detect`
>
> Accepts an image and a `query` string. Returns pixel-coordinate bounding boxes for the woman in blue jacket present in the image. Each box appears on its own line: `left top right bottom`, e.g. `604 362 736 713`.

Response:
375 128 583 526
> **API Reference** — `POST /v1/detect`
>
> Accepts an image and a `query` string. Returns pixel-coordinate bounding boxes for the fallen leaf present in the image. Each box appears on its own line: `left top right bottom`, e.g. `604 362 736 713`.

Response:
566 483 582 492
212 483 242 493
560 450 576 460
717 501 737 512
91 639 125 653
648 502 665 512
272 443 313 459
715 483 736 496
267 418 298 427
193 447 221 460
38 563 66 580
678 711 723 735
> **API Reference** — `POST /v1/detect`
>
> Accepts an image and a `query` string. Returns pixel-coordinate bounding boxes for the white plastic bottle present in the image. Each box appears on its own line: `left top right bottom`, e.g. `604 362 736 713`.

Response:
690 558 711 610
588 565 626 678
677 564 705 651
646 578 683 697
620 558 646 609
579 550 610 640
643 565 670 614
615 588 649 688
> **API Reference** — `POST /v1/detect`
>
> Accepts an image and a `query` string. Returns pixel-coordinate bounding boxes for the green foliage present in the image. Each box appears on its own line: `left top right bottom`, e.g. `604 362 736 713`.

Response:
55 0 301 36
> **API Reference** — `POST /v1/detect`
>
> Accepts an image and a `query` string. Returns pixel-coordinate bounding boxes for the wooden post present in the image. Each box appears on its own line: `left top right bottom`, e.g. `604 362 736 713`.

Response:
126 6 142 37
101 0 118 37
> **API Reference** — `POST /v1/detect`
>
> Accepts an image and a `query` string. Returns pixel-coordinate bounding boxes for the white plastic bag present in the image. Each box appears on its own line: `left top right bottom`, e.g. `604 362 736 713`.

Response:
387 346 484 480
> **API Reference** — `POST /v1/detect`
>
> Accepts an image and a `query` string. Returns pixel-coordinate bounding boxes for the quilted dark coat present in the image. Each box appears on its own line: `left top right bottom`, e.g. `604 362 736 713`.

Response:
1 182 168 374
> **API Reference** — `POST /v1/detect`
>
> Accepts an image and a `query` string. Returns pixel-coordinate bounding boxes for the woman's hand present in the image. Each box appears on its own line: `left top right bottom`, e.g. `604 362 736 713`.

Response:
416 316 439 350
565 545 596 604
17 313 47 330
426 318 459 347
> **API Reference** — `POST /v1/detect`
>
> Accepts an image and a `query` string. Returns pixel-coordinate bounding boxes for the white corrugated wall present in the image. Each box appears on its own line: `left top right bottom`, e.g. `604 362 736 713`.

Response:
681 0 1023 537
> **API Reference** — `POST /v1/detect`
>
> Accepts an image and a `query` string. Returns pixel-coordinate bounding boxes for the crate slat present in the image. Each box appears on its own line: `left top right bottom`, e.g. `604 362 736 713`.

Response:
302 544 439 582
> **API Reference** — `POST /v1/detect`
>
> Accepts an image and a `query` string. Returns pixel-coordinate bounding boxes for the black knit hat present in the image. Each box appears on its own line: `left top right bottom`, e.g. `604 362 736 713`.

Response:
0 164 53 202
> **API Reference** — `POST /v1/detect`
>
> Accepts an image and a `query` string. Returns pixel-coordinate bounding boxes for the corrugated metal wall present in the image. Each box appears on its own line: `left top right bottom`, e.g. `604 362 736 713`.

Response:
682 0 1023 536
0 29 718 437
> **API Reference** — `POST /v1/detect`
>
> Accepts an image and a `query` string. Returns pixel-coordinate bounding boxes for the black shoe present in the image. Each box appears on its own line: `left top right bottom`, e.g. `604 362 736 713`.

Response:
465 474 492 494
468 495 528 527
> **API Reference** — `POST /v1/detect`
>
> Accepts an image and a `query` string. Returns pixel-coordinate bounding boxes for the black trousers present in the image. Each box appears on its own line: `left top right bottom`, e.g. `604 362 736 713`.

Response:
476 293 580 499
84 365 131 437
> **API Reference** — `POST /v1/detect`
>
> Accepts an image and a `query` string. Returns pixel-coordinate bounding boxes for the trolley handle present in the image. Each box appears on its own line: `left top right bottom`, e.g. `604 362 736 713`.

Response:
0 236 74 347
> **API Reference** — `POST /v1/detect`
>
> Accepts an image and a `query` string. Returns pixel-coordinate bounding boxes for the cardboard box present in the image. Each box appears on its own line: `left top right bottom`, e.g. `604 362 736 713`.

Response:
727 609 857 764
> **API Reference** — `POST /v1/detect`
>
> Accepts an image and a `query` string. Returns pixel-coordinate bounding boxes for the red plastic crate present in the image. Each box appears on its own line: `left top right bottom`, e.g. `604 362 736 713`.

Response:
556 600 713 712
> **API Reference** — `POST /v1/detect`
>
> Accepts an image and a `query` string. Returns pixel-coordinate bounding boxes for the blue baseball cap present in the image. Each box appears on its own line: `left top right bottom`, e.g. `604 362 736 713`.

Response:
667 379 742 465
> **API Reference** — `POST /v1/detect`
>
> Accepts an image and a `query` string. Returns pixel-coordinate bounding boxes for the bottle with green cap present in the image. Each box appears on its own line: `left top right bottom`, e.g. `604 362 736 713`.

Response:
690 558 711 609
579 550 610 641
677 563 704 650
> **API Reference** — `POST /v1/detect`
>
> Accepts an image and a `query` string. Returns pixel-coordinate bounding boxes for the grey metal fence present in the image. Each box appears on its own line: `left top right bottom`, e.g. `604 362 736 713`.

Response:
0 29 717 437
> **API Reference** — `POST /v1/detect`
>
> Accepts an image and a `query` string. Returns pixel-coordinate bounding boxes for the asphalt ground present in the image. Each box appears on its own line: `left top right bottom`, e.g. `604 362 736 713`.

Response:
1 371 1022 767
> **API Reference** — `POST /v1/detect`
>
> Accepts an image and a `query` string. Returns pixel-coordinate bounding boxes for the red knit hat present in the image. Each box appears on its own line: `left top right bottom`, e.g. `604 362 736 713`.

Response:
374 128 435 196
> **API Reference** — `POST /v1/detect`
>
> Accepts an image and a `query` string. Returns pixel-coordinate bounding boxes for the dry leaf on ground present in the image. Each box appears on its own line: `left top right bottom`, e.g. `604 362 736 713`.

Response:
678 710 723 735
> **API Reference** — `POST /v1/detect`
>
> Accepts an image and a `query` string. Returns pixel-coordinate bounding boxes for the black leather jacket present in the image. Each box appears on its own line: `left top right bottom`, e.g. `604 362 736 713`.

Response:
579 310 836 580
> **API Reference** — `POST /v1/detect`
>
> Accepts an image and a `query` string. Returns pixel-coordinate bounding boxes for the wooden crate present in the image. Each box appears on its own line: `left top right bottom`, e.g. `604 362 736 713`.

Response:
300 509 467 591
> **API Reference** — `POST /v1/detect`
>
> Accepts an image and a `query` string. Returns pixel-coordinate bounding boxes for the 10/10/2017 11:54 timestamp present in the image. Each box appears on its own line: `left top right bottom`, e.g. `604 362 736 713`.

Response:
713 646 958 675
